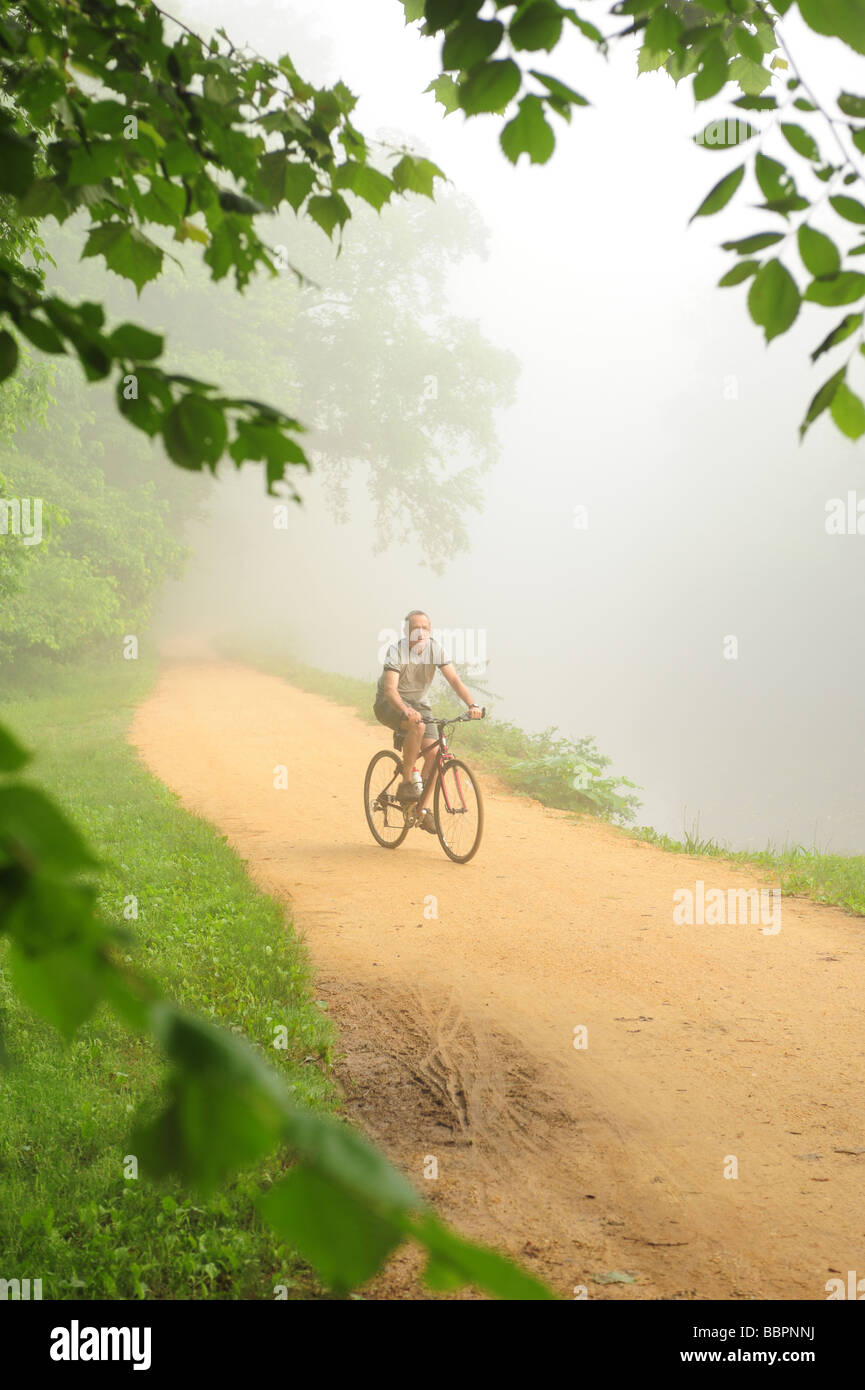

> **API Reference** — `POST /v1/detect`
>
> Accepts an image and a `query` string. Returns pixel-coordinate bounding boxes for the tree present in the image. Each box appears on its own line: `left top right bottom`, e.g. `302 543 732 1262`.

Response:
0 0 447 484
0 364 190 661
402 0 865 440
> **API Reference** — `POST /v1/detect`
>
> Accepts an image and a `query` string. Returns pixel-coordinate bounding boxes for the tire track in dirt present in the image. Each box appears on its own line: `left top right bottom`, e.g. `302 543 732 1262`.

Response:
131 661 865 1300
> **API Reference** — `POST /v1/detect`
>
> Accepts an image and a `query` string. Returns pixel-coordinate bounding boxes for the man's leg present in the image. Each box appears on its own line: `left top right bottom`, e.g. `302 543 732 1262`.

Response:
415 738 438 815
401 718 424 783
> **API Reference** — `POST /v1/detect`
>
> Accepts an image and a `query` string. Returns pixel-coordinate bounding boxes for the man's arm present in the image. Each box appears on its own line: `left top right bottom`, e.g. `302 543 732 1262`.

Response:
440 663 482 716
383 669 423 723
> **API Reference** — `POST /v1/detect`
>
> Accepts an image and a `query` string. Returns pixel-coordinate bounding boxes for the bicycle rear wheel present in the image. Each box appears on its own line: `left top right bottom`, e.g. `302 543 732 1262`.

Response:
364 750 410 848
434 757 484 863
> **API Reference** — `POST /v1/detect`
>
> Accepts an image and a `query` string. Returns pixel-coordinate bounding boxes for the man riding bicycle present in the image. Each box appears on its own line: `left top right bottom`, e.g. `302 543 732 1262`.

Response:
374 610 483 835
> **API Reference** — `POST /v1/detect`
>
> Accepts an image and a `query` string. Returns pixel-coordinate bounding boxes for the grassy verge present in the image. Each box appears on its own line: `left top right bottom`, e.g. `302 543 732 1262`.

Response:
0 656 337 1299
632 824 865 918
224 638 865 922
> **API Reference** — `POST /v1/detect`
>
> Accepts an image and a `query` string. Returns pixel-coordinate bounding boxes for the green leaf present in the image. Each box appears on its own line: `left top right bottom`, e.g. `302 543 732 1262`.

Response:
645 5 683 50
780 123 819 161
839 91 865 117
17 176 68 221
459 59 521 115
721 231 784 254
0 724 29 773
830 194 865 224
17 316 66 354
0 330 19 382
163 395 228 469
733 24 764 65
423 0 464 31
255 151 289 209
797 225 841 278
416 1214 556 1300
759 195 809 216
283 163 317 212
803 271 865 306
391 155 445 198
638 45 669 75
755 152 793 201
0 126 37 195
9 939 106 1040
747 258 800 341
690 164 744 222
718 259 760 286
279 1104 421 1214
830 381 865 438
529 70 588 105
82 224 163 294
728 54 772 96
334 163 393 211
811 312 863 361
68 141 124 186
799 0 865 56
800 366 846 436
0 785 98 872
442 18 504 70
307 193 351 238
82 99 127 135
693 38 728 102
510 1 564 53
500 95 555 166
132 1008 287 1190
425 74 461 114
109 323 164 361
693 117 756 149
733 94 776 110
258 1168 403 1291
218 191 266 217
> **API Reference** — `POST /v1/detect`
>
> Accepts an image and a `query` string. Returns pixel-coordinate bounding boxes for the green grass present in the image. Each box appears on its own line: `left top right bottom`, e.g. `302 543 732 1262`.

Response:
0 655 337 1300
225 636 865 923
632 823 865 918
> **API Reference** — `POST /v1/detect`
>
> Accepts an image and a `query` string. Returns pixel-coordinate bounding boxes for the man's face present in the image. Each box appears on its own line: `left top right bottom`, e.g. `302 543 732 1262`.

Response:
408 612 431 657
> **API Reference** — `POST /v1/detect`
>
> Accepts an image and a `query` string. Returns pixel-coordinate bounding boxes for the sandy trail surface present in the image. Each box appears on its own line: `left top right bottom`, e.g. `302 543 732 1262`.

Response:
130 661 865 1300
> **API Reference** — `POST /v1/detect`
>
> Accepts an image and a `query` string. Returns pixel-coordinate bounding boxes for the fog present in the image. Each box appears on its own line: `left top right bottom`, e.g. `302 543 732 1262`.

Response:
141 1 864 853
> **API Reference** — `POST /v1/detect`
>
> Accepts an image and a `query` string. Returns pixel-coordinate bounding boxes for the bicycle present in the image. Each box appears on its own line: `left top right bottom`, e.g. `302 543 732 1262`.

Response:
363 710 486 864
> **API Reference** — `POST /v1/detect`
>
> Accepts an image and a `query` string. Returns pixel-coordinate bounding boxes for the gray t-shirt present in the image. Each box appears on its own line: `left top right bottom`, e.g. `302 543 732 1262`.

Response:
376 636 451 706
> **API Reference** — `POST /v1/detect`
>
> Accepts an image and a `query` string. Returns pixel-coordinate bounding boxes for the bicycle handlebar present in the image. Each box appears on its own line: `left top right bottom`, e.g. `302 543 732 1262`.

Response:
435 707 486 728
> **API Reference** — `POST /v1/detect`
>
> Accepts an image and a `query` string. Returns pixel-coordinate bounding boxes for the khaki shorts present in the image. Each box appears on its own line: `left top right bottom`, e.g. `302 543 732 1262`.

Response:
373 696 436 742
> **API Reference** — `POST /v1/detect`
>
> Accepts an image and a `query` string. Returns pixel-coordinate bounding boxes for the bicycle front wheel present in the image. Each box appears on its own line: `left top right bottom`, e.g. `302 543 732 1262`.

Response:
434 757 484 863
364 749 410 848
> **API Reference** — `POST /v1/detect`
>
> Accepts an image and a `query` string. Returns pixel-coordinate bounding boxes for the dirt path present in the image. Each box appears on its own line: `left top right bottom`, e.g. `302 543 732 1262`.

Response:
130 661 865 1300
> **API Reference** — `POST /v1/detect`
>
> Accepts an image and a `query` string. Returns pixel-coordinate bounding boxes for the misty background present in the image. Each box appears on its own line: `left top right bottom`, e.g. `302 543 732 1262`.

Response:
44 1 865 851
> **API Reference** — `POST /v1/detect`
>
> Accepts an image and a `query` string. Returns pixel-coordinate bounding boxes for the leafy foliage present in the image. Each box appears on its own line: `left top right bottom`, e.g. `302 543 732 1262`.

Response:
0 0 445 486
0 364 193 661
400 0 865 441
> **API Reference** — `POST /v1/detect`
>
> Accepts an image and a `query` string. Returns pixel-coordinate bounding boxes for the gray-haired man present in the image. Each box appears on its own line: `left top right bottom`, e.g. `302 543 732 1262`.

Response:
373 609 482 833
